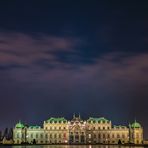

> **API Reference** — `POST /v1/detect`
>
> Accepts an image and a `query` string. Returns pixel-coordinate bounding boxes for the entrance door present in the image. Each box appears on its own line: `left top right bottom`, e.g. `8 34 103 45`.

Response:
75 135 79 143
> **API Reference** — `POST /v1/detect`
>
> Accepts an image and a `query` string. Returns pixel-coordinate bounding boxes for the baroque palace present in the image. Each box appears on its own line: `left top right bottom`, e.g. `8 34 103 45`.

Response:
13 115 143 144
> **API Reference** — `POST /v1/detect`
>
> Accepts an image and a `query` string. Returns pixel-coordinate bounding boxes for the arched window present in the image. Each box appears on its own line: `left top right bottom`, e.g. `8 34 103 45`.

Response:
98 133 100 138
40 134 43 138
136 133 139 138
63 133 66 138
36 134 38 138
122 134 125 138
117 134 120 138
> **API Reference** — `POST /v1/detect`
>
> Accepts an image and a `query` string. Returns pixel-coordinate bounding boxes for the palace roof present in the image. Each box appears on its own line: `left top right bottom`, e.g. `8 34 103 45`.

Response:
87 117 110 123
15 121 25 128
46 117 67 123
131 120 141 128
29 125 41 129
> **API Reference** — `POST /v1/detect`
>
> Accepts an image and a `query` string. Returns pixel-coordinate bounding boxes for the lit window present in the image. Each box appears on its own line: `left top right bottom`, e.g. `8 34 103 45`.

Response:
108 134 110 138
122 134 125 138
117 134 120 138
40 134 43 138
136 133 139 138
63 133 66 138
98 133 100 138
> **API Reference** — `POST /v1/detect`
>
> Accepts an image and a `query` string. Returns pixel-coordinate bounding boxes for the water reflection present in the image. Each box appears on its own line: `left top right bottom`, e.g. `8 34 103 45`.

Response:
11 145 145 148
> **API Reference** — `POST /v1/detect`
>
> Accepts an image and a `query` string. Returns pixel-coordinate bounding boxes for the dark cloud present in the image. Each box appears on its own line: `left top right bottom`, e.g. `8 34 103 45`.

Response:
0 0 148 138
0 33 148 136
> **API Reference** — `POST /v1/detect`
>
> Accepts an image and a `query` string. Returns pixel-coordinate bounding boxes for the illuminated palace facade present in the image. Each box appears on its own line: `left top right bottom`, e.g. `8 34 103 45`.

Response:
13 115 143 145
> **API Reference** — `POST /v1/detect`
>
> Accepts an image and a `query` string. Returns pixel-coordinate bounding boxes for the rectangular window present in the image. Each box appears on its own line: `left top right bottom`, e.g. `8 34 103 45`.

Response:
40 134 43 138
112 134 114 138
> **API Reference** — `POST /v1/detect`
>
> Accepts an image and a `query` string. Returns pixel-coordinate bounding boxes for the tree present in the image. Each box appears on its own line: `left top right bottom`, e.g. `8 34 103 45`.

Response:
33 139 36 144
118 139 122 145
0 131 2 141
3 128 8 140
7 128 13 140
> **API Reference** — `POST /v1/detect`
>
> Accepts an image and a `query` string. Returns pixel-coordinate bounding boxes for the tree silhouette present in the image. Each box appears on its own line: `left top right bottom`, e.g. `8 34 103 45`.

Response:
7 128 13 140
33 139 36 144
0 131 2 141
118 139 122 144
3 128 8 139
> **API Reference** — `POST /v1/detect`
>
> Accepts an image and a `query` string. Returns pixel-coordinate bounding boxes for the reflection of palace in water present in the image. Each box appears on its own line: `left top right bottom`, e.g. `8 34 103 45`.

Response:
13 115 143 144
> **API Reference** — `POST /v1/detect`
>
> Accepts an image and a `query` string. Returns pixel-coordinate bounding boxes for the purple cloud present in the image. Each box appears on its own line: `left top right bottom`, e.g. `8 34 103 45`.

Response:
0 32 81 67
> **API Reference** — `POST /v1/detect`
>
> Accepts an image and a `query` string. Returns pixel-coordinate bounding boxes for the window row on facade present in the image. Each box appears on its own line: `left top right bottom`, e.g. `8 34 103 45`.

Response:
44 126 67 130
15 133 67 139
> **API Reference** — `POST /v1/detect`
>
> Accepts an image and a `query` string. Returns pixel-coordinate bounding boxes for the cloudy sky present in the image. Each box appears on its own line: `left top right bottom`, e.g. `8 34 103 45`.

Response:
0 1 148 137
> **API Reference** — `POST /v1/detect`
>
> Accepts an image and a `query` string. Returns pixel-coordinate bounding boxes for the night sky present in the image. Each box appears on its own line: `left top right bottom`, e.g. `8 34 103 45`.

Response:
0 1 148 137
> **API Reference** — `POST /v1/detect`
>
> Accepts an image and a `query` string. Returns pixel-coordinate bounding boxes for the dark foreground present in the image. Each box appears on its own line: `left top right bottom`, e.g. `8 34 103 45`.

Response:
0 145 148 148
